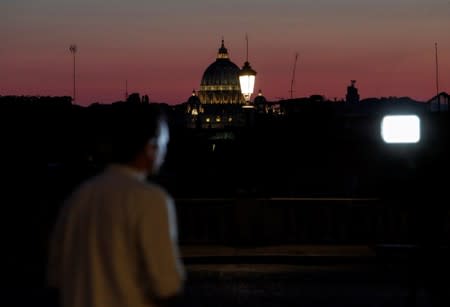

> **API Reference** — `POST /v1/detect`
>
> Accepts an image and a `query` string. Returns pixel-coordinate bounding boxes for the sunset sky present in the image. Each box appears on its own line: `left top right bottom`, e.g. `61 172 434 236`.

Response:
2 0 449 106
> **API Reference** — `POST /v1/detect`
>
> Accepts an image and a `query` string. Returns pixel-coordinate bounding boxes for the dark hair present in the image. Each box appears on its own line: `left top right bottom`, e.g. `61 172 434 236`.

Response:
109 103 168 164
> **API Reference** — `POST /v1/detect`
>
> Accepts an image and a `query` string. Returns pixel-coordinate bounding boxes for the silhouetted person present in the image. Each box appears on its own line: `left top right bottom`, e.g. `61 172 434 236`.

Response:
47 104 185 307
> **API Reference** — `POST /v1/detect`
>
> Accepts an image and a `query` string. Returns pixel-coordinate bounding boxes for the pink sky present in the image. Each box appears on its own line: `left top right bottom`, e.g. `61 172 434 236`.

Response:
2 0 449 106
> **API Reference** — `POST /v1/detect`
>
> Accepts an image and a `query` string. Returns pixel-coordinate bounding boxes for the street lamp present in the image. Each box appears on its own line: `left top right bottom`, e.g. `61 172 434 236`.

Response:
239 34 256 107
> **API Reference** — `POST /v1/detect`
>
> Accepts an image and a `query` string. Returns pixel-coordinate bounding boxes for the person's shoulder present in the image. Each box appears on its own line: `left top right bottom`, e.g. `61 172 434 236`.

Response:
139 181 172 204
74 171 105 191
132 182 175 219
65 170 108 200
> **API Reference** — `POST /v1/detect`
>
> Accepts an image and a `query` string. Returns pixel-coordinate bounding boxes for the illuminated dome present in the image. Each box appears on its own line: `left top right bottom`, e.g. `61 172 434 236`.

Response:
198 40 245 104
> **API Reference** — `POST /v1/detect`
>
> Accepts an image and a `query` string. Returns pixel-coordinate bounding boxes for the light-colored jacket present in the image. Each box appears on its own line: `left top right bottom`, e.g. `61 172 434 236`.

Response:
48 164 185 307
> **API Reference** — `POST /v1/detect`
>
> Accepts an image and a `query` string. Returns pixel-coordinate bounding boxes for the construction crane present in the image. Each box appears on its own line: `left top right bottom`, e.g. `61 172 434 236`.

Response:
289 52 299 99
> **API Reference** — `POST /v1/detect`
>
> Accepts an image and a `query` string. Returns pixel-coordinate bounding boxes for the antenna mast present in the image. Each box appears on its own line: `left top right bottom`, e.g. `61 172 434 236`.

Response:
245 33 249 62
69 44 77 102
435 42 440 111
289 52 298 99
435 42 440 95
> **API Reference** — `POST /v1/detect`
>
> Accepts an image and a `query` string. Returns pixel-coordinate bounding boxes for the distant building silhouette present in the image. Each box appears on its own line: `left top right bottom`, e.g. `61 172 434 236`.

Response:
126 93 141 104
0 95 72 106
309 94 325 103
142 94 150 104
254 90 268 114
124 93 150 104
428 92 449 112
345 80 360 104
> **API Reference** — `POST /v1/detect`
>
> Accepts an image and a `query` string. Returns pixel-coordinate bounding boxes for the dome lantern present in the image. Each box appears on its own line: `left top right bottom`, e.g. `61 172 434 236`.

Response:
217 39 229 59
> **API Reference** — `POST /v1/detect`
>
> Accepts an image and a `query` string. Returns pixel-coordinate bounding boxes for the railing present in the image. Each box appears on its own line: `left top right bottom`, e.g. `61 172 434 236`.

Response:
175 197 450 246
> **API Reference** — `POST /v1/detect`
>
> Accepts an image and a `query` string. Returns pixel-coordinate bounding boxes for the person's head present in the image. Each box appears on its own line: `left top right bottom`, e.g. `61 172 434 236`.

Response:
110 104 169 175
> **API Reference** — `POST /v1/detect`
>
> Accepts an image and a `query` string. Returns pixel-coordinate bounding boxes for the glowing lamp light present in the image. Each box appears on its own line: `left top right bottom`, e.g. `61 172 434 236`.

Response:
239 61 256 102
381 115 421 143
